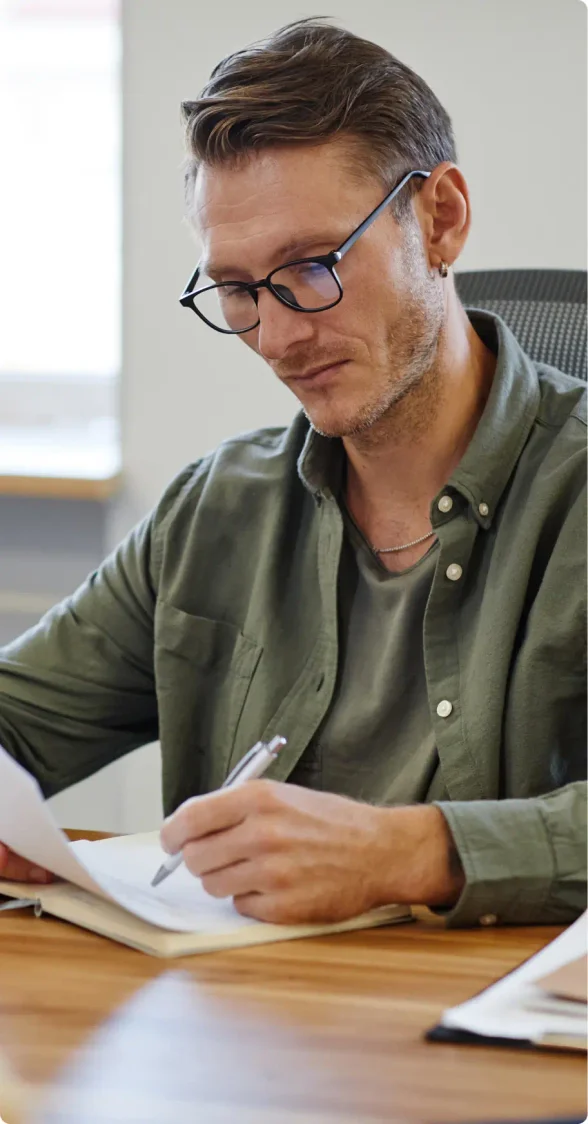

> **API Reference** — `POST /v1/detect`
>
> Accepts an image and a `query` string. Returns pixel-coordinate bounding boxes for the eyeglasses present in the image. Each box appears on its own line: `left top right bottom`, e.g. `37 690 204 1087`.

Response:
179 169 431 334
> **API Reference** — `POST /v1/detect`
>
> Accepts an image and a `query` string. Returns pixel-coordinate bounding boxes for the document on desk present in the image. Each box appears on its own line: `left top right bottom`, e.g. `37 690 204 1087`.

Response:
428 910 587 1052
0 744 411 956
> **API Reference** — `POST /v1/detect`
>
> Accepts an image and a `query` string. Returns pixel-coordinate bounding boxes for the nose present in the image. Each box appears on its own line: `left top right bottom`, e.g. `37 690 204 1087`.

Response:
255 287 315 362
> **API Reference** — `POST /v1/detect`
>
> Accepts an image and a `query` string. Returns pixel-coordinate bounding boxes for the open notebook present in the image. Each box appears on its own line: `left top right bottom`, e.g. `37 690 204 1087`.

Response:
0 745 411 957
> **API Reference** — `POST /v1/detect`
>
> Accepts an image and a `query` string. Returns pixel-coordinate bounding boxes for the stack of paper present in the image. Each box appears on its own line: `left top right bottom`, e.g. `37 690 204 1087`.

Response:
538 954 587 1005
432 911 587 1051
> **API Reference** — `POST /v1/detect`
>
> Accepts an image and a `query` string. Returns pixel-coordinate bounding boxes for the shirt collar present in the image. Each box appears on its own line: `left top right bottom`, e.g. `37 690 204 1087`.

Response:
297 309 541 524
296 420 344 501
447 309 540 526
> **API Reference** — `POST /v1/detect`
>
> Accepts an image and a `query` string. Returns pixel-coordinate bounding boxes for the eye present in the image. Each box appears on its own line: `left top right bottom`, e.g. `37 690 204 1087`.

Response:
219 284 250 301
290 261 323 276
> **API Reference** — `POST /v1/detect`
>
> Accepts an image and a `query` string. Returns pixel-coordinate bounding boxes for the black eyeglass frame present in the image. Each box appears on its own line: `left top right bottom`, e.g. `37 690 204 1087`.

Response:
179 169 431 335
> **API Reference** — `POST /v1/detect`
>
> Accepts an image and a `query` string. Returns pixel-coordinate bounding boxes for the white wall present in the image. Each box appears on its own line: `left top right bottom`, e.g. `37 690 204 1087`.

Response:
49 0 586 832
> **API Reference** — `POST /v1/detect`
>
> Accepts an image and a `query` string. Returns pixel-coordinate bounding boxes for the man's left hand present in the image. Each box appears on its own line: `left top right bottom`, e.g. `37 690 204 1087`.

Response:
159 780 464 924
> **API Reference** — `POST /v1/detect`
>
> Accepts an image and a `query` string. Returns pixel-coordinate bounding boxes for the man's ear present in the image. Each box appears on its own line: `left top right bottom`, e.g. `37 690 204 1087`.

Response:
415 162 471 270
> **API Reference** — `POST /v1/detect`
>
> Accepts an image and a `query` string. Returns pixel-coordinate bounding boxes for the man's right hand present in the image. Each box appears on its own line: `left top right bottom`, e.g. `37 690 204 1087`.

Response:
0 842 54 883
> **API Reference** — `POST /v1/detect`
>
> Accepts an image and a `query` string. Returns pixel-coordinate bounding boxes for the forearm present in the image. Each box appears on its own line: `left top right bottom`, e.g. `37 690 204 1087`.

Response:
373 783 587 927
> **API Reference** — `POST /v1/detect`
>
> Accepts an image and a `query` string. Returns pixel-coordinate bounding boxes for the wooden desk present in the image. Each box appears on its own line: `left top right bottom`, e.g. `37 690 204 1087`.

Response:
0 831 585 1124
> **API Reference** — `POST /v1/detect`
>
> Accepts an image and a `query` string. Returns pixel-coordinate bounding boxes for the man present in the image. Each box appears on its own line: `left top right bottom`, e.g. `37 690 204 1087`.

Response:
0 19 585 927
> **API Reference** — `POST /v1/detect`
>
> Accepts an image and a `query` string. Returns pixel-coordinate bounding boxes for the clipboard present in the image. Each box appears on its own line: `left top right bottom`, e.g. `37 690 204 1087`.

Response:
425 1022 587 1053
426 912 587 1054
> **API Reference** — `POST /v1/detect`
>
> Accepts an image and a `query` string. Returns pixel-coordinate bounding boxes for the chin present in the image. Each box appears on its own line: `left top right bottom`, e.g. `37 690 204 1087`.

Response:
304 401 382 439
304 410 353 439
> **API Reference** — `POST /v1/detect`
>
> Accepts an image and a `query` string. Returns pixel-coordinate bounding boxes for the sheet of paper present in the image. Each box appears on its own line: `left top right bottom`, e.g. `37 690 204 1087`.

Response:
0 745 257 932
536 954 587 1004
442 910 588 1041
0 744 113 896
70 833 260 933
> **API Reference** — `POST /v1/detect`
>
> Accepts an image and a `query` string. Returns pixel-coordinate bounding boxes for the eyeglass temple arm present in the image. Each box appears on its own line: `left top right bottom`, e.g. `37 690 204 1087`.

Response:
180 264 202 303
334 170 431 262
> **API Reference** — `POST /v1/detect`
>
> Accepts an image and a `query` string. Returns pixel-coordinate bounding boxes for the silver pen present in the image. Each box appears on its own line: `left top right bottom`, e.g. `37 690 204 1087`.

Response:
150 735 287 887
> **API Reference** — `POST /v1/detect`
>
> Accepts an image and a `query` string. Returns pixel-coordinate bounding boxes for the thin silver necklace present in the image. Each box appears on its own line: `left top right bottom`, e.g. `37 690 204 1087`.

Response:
341 474 437 556
372 529 437 555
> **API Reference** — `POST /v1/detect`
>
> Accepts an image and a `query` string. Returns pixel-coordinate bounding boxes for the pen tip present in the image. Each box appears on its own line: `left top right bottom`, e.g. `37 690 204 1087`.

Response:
151 866 167 887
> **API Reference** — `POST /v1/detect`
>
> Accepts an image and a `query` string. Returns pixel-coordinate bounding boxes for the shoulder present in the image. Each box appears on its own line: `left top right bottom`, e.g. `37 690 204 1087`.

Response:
522 363 587 504
534 362 586 433
147 414 314 594
521 365 586 565
150 413 310 534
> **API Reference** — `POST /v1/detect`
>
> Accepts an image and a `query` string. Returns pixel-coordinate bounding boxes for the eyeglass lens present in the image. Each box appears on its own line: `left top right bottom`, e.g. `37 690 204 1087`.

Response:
193 261 340 332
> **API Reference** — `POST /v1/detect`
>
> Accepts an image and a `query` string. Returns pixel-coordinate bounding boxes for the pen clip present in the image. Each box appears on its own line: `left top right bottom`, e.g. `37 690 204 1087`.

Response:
222 741 265 787
222 736 287 788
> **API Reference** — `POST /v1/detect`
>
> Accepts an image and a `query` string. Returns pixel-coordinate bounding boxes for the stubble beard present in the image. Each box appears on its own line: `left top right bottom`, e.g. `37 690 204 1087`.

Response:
308 226 447 445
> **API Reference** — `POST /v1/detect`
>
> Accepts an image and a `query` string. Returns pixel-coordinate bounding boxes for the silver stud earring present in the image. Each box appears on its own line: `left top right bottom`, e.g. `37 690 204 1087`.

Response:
439 261 449 278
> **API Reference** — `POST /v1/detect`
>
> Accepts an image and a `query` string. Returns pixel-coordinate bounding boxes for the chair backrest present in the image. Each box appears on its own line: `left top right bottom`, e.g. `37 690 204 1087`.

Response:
454 269 587 381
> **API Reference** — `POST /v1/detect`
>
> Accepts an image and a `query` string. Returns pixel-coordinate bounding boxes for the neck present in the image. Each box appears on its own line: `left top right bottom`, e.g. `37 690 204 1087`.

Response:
343 303 496 547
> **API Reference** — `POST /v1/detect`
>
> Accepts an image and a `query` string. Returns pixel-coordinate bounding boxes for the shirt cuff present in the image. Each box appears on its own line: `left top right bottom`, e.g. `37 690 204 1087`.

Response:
432 797 557 927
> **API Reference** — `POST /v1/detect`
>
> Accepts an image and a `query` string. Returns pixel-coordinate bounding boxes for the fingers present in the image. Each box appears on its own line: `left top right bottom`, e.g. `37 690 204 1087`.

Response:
199 858 258 900
182 829 246 879
197 852 291 901
233 891 306 925
160 780 274 856
0 843 53 884
181 816 285 878
192 851 299 924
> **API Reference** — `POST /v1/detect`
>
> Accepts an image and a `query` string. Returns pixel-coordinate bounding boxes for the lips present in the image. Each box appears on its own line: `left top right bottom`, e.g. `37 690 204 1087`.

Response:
287 360 348 383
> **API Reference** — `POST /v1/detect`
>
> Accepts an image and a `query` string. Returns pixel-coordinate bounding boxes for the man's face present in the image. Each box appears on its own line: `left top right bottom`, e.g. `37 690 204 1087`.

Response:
192 140 445 438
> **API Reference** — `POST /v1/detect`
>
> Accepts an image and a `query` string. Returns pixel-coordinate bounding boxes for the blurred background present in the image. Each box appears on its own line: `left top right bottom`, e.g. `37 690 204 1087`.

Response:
0 0 585 834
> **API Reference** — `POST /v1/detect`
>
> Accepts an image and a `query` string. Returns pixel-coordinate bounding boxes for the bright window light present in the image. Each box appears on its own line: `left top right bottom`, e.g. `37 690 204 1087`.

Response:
0 0 120 380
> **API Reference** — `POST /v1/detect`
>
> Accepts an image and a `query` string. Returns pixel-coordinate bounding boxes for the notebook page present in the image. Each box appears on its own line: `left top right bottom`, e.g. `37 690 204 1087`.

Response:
70 834 260 933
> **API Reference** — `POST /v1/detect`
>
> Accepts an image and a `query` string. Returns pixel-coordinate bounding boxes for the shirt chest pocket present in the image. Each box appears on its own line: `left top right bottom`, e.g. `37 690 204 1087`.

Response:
154 602 263 795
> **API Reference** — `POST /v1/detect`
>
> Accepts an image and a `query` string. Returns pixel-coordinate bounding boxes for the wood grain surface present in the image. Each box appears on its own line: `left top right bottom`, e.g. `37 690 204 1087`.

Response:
0 830 585 1124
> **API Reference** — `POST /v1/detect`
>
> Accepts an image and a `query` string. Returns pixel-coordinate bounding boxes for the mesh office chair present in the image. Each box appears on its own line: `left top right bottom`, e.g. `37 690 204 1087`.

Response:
454 269 587 381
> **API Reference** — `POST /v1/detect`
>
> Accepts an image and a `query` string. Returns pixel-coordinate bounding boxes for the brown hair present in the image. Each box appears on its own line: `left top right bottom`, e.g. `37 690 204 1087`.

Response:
181 18 457 222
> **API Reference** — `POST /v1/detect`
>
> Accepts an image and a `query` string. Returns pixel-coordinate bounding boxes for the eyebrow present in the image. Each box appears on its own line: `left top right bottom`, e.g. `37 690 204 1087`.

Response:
202 234 340 280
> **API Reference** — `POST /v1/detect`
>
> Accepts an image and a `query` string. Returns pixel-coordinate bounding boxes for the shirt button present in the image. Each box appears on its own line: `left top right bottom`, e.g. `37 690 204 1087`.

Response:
479 913 498 927
446 563 463 582
478 502 489 517
438 495 453 513
436 700 453 718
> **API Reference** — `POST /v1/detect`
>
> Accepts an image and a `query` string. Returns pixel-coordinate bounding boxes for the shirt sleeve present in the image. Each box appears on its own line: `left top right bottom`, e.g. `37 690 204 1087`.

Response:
433 780 587 926
0 464 198 799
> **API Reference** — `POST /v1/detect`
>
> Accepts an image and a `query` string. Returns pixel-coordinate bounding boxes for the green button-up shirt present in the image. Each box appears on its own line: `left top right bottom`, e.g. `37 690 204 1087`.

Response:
0 310 585 927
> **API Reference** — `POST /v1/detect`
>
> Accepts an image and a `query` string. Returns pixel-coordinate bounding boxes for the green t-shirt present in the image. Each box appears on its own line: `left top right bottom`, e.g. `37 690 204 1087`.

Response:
290 516 448 806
